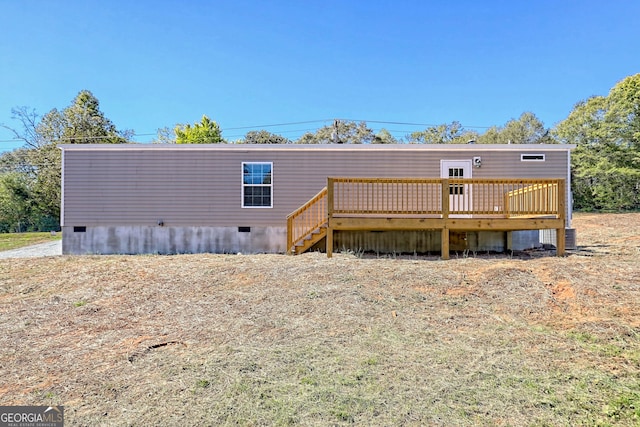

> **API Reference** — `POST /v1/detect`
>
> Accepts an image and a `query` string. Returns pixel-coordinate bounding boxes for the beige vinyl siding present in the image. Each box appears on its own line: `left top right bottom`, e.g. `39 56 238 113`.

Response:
470 151 567 178
62 145 571 227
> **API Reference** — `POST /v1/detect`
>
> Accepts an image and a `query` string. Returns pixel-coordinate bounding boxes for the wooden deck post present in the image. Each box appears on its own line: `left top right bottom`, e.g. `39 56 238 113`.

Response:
556 179 566 257
441 228 450 260
286 216 293 255
441 179 450 259
556 227 565 256
327 178 334 258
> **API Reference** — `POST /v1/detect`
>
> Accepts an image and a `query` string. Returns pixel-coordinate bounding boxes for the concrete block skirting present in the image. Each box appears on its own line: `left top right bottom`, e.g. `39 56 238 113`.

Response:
62 226 287 255
61 226 543 256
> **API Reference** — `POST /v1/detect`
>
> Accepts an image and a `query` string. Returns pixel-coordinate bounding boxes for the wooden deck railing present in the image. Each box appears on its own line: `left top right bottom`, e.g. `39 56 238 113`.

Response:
504 181 563 217
329 177 565 218
328 178 443 215
286 187 327 254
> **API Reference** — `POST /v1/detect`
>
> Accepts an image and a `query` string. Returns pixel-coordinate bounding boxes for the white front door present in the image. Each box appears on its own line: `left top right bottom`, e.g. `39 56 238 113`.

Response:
441 160 472 216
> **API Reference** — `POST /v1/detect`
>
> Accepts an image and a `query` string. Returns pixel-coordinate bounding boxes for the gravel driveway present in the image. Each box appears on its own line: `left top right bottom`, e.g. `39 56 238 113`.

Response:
0 240 62 259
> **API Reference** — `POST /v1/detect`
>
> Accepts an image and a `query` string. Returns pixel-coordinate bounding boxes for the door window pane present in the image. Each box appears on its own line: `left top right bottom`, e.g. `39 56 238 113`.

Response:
449 168 464 194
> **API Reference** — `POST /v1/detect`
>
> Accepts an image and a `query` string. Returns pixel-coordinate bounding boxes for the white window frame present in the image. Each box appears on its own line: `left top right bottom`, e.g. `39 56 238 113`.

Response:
521 154 546 162
242 162 273 208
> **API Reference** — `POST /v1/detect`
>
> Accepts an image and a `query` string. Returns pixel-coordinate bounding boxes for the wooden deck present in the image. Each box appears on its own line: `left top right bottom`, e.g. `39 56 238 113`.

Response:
287 178 566 259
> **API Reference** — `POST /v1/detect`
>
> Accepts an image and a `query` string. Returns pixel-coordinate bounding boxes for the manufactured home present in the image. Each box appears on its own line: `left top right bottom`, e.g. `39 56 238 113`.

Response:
60 143 575 257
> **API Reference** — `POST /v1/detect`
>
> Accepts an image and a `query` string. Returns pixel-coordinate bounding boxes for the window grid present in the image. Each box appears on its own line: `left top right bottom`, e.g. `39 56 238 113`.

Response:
242 162 273 208
449 167 465 195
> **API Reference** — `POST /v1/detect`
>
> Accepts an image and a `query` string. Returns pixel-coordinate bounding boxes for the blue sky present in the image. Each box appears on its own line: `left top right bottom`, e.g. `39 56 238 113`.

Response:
1 0 639 152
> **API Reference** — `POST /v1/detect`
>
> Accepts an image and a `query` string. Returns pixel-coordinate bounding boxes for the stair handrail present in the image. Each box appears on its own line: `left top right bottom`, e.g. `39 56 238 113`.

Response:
504 180 563 218
286 187 328 254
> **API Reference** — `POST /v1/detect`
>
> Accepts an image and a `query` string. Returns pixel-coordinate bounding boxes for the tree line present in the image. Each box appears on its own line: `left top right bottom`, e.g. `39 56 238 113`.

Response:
1 74 639 232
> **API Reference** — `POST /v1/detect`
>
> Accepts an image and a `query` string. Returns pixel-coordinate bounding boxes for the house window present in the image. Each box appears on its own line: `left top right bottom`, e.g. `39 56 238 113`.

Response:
521 154 545 162
242 162 272 208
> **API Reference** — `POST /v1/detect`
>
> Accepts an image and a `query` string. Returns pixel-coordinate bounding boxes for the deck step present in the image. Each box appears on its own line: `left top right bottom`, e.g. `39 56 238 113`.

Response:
293 225 327 255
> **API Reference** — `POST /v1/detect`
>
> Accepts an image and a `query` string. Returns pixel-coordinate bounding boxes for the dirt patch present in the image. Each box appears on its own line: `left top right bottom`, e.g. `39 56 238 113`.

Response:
548 280 575 300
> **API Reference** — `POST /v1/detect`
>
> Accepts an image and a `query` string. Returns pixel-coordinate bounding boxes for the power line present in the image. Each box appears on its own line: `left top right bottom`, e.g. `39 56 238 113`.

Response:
224 127 321 139
0 118 501 152
1 118 496 141
343 119 492 129
222 119 333 131
0 136 140 143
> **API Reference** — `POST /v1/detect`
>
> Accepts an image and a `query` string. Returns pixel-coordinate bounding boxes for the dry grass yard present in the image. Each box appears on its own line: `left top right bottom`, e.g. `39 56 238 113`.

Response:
1 213 639 426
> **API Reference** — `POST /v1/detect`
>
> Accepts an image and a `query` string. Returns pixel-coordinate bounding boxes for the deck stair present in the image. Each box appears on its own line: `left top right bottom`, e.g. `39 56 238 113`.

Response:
292 224 327 254
287 187 328 255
